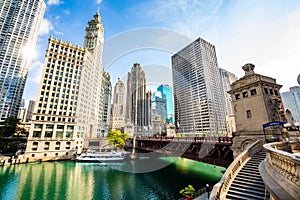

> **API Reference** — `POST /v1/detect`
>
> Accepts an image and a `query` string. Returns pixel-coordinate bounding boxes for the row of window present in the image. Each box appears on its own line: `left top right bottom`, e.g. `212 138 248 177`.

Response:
31 141 71 151
50 43 84 56
235 89 257 100
32 131 73 138
34 124 74 130
35 115 75 123
235 87 279 100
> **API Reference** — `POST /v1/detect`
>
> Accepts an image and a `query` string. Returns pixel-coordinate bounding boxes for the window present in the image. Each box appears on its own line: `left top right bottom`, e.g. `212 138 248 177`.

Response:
33 131 41 137
250 89 257 96
246 110 252 118
269 89 274 95
44 142 50 150
45 131 53 137
264 88 268 94
274 90 278 96
46 124 54 129
34 124 43 129
235 94 240 100
242 91 248 98
56 131 63 138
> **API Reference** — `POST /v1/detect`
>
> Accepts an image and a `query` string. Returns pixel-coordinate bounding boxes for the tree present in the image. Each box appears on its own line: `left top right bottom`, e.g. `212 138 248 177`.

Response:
107 130 129 151
179 185 195 200
0 116 20 137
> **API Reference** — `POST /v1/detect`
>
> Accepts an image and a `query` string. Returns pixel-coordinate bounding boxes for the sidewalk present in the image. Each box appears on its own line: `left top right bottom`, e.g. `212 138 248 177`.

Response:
193 193 209 200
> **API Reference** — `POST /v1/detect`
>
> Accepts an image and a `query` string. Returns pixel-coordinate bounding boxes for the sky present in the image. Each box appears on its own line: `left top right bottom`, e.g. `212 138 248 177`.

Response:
23 0 300 103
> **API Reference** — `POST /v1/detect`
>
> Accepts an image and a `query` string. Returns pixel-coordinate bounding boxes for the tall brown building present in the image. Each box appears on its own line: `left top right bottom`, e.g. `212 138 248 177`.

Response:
228 63 286 157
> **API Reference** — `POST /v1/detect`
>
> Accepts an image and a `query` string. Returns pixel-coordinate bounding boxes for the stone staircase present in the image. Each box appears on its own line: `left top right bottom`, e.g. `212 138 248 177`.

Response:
226 150 269 200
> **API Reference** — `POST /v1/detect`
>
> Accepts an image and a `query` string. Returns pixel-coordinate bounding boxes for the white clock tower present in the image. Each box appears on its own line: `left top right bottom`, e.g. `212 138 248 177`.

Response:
76 12 106 140
84 12 104 50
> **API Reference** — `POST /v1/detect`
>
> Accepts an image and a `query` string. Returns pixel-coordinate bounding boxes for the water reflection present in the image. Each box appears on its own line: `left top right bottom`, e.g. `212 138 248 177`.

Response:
0 157 225 200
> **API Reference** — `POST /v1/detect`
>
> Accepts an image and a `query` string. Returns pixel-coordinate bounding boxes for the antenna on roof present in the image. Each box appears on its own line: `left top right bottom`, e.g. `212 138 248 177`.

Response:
97 6 100 14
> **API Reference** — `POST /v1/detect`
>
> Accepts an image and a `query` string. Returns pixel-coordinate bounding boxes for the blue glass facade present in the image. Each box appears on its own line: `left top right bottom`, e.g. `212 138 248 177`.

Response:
157 84 174 124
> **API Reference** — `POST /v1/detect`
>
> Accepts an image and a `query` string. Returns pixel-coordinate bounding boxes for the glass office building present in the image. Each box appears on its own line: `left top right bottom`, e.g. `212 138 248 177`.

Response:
172 37 227 136
0 0 45 120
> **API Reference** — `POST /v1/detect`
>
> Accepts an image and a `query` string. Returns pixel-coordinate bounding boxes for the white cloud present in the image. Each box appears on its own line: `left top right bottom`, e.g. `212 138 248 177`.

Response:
96 0 102 4
47 0 62 6
28 61 44 84
39 18 54 35
137 0 300 91
215 2 300 91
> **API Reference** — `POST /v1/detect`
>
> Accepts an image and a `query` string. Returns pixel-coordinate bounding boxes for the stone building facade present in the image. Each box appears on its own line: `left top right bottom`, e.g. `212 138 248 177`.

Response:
228 63 286 157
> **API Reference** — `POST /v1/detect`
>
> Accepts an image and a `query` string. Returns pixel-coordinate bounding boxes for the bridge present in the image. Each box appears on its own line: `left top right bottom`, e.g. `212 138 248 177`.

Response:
135 136 233 167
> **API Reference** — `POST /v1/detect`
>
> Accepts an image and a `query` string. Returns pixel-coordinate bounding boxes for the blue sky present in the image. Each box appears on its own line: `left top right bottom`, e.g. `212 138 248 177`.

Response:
24 0 300 103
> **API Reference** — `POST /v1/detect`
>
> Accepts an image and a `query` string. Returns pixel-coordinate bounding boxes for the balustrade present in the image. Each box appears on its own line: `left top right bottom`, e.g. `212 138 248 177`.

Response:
263 141 300 199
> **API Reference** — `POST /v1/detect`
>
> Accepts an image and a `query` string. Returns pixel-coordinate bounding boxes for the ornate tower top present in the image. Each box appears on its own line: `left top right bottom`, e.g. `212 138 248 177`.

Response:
84 12 104 50
242 63 255 76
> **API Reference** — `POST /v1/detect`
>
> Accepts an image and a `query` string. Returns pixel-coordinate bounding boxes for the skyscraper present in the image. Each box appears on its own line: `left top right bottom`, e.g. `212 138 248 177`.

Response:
0 0 45 120
126 63 151 135
219 68 238 135
157 84 174 123
100 71 112 136
281 86 300 122
172 37 227 135
111 78 126 130
151 91 167 134
25 13 105 158
25 100 35 122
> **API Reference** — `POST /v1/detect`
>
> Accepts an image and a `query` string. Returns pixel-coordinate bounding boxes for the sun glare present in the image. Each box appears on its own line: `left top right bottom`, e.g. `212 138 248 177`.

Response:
22 44 37 61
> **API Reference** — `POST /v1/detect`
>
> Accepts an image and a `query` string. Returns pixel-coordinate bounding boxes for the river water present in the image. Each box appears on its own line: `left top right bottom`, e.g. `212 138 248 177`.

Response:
0 156 225 200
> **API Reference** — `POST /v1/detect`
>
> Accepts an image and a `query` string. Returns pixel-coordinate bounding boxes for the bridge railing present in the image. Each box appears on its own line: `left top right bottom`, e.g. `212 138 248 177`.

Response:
136 136 232 144
262 141 300 199
209 139 264 200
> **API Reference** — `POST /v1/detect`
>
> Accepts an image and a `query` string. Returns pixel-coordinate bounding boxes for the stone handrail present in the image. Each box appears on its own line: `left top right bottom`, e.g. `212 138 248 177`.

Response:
262 141 300 199
209 139 264 200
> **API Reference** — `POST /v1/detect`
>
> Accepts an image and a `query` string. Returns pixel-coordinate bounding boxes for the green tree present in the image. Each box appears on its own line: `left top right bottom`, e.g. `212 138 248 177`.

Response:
0 116 20 137
179 185 195 199
107 130 129 151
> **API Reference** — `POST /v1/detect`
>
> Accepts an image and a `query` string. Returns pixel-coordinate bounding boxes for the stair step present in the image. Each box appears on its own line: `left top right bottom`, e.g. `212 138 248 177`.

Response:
226 193 251 200
242 166 259 171
247 159 263 163
227 189 265 200
231 182 265 192
245 164 260 168
236 173 262 180
229 186 266 196
239 169 261 177
251 155 266 160
243 164 259 168
235 176 264 184
238 171 261 178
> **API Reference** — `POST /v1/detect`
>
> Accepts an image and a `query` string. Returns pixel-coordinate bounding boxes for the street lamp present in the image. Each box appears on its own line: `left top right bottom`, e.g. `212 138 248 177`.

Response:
206 184 210 199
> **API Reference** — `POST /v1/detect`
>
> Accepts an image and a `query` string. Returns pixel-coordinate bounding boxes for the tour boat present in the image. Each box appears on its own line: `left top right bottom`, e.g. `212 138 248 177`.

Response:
76 150 125 163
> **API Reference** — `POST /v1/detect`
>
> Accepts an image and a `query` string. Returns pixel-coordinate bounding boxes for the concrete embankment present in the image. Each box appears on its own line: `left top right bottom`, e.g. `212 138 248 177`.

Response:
0 155 74 166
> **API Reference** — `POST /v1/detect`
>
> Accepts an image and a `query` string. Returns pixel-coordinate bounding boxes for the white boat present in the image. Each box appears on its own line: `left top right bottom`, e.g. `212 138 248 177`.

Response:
76 150 125 163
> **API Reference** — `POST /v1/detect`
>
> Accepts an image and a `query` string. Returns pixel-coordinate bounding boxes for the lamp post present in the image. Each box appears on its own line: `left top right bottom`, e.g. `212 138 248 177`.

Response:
206 184 210 199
